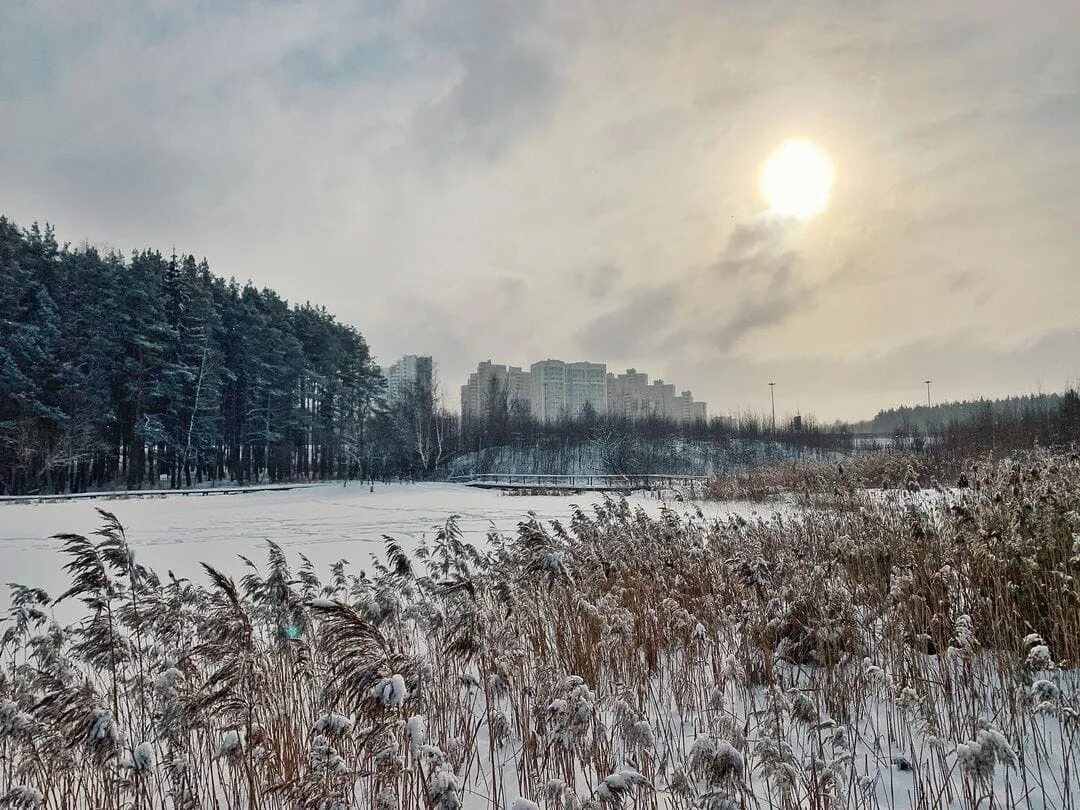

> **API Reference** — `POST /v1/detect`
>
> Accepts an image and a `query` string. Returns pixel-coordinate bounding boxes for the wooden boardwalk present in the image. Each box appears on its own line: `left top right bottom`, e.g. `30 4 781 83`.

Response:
0 482 324 504
449 473 708 493
2 475 712 503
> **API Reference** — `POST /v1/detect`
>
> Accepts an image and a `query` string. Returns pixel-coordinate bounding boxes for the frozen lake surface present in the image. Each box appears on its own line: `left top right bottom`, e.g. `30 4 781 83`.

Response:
0 482 766 606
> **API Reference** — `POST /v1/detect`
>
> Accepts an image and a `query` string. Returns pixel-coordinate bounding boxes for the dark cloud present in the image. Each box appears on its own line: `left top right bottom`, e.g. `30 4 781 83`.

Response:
603 107 687 158
710 292 801 354
946 270 981 293
725 222 775 255
49 142 211 229
375 294 468 373
492 276 525 299
577 287 678 360
661 218 804 353
706 219 794 281
574 219 807 365
574 263 623 301
410 2 561 160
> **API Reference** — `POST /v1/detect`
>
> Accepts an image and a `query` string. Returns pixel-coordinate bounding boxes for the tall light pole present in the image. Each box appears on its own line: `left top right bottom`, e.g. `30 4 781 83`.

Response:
924 380 932 409
768 382 776 432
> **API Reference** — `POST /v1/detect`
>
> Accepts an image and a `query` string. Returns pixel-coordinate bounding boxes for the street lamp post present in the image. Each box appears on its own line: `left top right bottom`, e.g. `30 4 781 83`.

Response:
768 382 776 432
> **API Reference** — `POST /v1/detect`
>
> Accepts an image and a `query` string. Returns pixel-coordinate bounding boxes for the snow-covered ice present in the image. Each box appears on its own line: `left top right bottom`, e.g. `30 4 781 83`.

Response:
0 482 765 608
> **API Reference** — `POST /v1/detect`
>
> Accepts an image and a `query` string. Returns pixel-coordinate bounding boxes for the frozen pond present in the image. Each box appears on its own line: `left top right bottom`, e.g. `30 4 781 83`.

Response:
0 482 768 607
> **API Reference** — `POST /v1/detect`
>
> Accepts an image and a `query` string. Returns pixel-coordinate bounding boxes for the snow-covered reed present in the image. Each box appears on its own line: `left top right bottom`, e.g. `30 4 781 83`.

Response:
703 448 956 502
0 450 1077 808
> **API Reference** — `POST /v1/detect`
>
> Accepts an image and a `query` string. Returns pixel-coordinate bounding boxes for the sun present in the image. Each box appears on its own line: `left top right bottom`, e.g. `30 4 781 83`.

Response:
760 139 835 219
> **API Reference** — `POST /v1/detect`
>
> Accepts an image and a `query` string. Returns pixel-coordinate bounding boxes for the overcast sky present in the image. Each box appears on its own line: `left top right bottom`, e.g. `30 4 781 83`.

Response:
2 1 1078 420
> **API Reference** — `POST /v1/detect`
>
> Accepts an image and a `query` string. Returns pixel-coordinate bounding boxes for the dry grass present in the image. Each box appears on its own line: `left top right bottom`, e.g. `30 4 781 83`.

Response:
703 449 974 503
1 451 1078 808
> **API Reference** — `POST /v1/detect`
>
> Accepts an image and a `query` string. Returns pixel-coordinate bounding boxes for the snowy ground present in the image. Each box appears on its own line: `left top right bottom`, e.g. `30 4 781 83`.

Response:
2 480 1075 808
0 482 767 609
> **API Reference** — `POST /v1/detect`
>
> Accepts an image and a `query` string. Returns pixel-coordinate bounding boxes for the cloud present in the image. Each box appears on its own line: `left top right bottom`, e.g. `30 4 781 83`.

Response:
659 217 804 353
575 216 806 366
710 293 800 354
409 1 561 160
1 0 1078 419
690 327 1080 422
574 263 623 301
576 286 678 360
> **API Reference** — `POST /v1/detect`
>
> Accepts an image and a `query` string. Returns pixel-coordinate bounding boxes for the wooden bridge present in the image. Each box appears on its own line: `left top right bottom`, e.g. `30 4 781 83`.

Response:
448 473 709 494
0 482 323 504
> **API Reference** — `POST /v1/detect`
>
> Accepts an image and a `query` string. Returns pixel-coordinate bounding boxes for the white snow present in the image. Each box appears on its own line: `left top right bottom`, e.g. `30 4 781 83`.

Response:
214 729 244 760
132 741 154 772
0 482 766 610
372 673 408 707
407 714 426 758
311 712 353 737
0 482 1073 809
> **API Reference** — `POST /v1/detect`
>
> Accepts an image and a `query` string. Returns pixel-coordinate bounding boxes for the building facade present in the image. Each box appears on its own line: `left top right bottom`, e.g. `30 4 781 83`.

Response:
606 368 651 420
675 390 707 423
382 355 433 402
461 359 707 424
647 379 678 420
607 368 708 424
529 360 608 422
460 360 532 421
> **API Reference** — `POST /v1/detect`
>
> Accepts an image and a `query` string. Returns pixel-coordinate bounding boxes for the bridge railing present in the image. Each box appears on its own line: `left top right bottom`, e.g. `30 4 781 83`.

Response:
446 473 709 490
0 482 323 504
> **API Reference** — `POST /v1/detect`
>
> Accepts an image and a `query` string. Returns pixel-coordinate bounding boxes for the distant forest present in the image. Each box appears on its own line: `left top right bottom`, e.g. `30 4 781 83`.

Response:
0 217 435 495
853 390 1080 448
0 218 834 495
855 392 1069 434
3 216 1078 495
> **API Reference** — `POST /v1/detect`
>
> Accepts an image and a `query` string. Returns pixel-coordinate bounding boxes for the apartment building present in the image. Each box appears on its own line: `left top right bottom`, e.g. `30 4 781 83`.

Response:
647 378 678 420
382 354 433 402
529 359 608 422
675 389 707 423
460 360 532 421
607 368 651 420
461 359 707 424
607 368 708 424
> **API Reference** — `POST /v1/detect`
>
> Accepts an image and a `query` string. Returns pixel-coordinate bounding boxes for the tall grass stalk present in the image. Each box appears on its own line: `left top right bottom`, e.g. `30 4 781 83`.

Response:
1 450 1077 808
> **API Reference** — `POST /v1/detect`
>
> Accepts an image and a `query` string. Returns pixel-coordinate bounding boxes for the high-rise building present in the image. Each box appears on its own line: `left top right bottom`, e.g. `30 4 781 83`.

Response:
382 355 433 402
647 378 678 420
529 360 607 422
462 358 708 424
676 390 707 423
461 361 532 421
607 368 707 423
607 369 651 419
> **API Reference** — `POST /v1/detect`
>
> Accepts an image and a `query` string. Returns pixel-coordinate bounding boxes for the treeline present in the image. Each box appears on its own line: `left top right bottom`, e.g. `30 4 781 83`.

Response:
856 392 1069 435
853 390 1080 454
461 409 849 454
936 391 1080 457
457 376 1080 476
5 216 1077 494
0 217 448 495
456 382 853 477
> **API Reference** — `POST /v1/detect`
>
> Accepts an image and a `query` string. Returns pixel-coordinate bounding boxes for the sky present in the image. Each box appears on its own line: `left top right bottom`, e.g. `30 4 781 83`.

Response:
2 0 1078 422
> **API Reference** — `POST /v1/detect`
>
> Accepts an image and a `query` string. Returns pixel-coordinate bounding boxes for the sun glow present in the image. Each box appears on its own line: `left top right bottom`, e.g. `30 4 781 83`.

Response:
760 139 835 219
